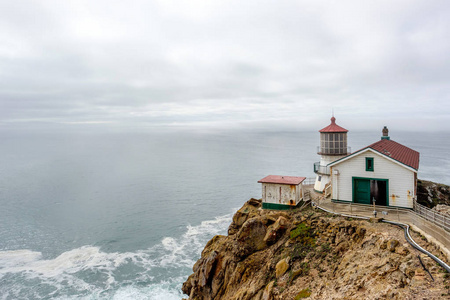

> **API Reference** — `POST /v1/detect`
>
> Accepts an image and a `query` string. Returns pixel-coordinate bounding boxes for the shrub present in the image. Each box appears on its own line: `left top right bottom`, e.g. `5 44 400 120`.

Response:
290 223 314 240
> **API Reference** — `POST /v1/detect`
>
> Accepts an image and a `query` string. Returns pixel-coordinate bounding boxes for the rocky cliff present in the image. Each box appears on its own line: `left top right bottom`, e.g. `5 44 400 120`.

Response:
182 199 449 300
417 180 450 209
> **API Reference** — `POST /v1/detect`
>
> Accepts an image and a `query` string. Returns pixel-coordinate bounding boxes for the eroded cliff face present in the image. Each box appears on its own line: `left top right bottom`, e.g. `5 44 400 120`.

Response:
417 180 450 208
182 199 449 300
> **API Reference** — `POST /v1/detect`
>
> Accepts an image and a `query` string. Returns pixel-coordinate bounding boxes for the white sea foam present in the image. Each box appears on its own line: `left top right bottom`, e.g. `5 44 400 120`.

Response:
157 212 233 268
0 249 42 269
0 246 139 278
110 282 184 300
0 211 234 299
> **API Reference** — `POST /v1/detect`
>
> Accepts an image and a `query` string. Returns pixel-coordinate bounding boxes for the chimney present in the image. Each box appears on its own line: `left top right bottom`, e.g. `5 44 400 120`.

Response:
381 126 390 140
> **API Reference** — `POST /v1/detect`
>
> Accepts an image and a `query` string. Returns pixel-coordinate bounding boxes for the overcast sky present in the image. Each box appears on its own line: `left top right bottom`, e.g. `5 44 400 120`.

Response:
1 0 449 132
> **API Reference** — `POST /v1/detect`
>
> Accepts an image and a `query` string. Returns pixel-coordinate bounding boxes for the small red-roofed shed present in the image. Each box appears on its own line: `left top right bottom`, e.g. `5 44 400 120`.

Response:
258 175 306 210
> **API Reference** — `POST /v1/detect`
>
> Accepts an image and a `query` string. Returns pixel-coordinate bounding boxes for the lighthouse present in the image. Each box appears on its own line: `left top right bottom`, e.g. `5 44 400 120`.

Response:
314 116 349 193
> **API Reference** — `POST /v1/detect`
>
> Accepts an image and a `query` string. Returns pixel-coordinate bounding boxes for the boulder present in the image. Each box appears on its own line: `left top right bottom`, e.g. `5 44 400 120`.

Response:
228 199 261 235
236 218 268 256
387 239 399 252
275 258 290 278
263 216 289 244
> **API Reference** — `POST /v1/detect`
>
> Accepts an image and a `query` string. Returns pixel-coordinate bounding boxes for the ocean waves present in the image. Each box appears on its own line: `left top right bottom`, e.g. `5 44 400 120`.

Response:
0 212 233 300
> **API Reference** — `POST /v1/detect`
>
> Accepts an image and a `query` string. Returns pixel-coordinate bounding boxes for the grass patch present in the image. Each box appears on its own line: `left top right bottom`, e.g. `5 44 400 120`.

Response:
290 223 315 241
290 223 317 262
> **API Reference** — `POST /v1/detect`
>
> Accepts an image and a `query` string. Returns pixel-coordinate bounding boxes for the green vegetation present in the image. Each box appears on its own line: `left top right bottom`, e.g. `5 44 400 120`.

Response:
290 223 315 241
314 243 330 260
300 262 310 275
290 223 316 261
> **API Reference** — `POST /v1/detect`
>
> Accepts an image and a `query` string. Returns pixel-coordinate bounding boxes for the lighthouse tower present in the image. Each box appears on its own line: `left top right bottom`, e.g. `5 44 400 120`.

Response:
314 116 349 193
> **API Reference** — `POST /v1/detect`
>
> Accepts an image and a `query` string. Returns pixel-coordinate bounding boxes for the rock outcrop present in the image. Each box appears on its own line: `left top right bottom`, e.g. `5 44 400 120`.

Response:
433 204 450 217
417 180 450 208
182 199 450 299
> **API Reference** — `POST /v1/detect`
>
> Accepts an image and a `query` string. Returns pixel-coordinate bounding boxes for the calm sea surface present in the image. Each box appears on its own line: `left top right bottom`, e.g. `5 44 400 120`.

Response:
0 128 449 299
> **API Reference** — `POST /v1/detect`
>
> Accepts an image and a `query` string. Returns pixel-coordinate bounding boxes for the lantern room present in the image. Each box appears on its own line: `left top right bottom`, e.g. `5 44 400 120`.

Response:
318 116 348 155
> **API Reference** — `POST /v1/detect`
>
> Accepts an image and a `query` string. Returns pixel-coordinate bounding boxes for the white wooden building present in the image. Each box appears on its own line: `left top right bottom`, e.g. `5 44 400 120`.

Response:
328 127 419 208
258 175 306 210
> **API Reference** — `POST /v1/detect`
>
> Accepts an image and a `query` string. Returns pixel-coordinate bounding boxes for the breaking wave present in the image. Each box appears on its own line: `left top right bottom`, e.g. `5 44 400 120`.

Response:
0 213 233 300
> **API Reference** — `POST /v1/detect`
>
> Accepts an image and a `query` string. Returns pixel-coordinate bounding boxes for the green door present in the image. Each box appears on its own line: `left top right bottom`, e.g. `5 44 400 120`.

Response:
354 179 371 204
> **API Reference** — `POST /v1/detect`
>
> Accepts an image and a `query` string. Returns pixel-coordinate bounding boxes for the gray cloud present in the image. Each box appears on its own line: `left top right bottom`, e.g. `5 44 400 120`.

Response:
1 0 450 131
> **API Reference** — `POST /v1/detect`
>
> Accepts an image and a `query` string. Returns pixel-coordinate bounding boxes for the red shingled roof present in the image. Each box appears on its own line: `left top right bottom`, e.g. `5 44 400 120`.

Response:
258 175 306 185
365 139 420 170
319 117 348 133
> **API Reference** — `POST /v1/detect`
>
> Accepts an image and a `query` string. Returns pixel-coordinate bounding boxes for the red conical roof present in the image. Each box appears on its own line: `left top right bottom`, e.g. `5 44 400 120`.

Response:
319 117 348 133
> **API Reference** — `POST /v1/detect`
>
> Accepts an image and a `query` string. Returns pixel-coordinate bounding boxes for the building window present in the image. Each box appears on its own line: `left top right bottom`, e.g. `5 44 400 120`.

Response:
366 157 374 172
318 176 322 181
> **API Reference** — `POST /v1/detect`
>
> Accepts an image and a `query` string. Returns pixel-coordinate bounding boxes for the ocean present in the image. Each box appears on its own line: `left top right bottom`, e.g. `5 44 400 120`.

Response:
0 127 449 299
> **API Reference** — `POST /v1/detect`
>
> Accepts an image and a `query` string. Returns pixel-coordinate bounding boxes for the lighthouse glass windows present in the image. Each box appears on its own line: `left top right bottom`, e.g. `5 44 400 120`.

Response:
320 132 347 155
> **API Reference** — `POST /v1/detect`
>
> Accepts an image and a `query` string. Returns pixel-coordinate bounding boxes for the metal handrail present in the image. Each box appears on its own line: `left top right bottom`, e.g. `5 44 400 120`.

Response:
302 177 316 186
313 162 330 175
414 200 450 232
317 198 450 233
317 146 351 155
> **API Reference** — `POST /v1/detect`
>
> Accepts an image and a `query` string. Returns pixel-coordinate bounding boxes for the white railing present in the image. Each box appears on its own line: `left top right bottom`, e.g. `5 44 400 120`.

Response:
414 201 450 233
303 177 316 186
324 183 332 198
314 198 450 234
314 162 330 175
317 146 351 155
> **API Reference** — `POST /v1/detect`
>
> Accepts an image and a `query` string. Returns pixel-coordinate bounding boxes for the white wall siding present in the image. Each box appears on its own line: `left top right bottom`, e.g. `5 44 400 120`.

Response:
315 154 346 192
262 183 302 205
331 150 416 208
320 154 346 166
314 174 330 192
